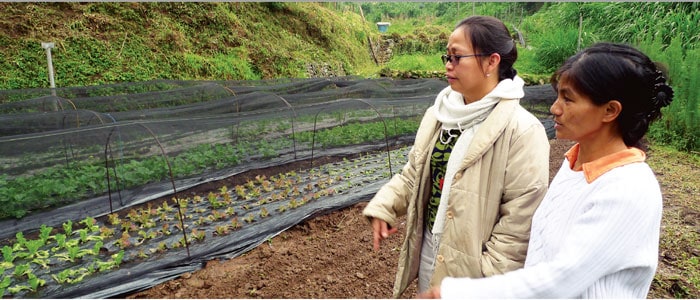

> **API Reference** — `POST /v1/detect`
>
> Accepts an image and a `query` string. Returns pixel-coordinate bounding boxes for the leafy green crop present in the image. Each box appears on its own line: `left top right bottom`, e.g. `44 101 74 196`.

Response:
0 116 420 220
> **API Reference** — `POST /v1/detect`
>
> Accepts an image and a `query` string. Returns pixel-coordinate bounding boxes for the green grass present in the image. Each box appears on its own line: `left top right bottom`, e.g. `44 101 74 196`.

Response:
384 53 444 72
354 53 444 79
646 144 700 298
0 2 375 90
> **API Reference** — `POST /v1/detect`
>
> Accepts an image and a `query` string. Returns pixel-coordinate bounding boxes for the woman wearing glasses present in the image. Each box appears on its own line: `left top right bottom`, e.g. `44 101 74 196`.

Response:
418 42 673 299
362 16 549 297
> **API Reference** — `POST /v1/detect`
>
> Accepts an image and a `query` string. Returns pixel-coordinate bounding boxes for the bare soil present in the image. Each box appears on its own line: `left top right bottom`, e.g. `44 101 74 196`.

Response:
126 139 699 299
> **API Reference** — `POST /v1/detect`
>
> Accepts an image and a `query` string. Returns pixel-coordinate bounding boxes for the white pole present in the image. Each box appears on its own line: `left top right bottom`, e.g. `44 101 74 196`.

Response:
41 42 56 97
577 9 583 51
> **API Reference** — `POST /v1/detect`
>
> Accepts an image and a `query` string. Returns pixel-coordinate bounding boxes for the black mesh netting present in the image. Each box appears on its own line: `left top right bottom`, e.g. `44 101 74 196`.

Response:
0 77 555 298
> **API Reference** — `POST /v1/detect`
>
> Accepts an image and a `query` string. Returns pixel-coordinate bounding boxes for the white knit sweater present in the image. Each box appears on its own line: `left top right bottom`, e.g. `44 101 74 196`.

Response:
440 153 663 298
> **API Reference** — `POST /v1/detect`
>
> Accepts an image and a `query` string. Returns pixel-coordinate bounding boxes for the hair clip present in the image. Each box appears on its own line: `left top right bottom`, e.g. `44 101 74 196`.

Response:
649 69 673 108
652 83 674 108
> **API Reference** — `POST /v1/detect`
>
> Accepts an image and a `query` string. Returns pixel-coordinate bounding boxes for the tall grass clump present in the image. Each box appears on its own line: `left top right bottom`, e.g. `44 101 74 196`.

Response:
593 2 700 152
518 2 699 152
584 2 700 49
529 27 580 74
641 36 700 152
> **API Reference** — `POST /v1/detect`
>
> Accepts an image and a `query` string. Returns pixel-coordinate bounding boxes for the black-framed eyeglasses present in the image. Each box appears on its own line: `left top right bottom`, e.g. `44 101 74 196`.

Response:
441 53 487 65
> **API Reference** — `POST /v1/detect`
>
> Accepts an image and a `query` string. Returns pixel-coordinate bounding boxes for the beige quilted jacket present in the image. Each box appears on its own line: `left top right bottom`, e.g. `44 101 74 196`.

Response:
363 98 550 298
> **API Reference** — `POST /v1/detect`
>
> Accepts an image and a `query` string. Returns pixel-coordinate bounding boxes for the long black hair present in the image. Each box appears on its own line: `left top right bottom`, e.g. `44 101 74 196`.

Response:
551 42 674 147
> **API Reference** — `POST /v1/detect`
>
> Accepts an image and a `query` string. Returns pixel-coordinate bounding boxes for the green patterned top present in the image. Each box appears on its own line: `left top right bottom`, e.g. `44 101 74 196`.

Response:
427 129 460 230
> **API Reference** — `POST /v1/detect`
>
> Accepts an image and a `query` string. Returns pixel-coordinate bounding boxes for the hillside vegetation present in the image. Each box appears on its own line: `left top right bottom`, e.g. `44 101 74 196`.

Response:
0 2 698 298
0 2 375 89
368 2 700 153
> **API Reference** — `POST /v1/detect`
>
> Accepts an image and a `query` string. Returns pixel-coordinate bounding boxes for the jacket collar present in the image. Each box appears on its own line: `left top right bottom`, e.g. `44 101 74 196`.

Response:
460 99 518 167
418 99 518 168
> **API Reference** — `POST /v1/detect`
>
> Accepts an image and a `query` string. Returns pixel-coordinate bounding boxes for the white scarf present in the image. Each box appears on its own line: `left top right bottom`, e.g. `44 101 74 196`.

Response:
430 75 525 255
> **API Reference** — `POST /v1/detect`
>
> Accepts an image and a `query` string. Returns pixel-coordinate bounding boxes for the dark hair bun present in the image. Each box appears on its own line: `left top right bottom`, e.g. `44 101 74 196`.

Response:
653 81 674 108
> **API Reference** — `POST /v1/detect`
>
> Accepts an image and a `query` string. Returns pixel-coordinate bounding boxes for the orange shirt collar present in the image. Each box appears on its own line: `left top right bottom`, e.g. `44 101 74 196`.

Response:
564 143 646 183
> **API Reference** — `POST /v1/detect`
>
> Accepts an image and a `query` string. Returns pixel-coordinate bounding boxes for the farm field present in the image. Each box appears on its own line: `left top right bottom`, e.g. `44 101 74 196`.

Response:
1 77 439 298
126 138 700 299
1 78 696 298
1 145 411 298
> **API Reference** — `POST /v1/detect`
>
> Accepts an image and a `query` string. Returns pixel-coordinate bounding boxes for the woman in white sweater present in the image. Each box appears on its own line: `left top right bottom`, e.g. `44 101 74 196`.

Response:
419 42 675 298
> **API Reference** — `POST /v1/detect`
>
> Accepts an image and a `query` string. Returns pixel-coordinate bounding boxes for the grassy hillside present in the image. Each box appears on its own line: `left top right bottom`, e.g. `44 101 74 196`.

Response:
0 2 376 90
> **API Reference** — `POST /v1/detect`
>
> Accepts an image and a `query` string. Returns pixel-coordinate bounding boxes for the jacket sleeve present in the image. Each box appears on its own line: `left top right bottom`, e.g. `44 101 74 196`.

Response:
361 154 417 227
481 120 550 276
362 108 436 227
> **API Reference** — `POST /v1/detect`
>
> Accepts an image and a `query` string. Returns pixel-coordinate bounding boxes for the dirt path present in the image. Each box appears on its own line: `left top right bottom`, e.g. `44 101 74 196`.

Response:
126 139 699 298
